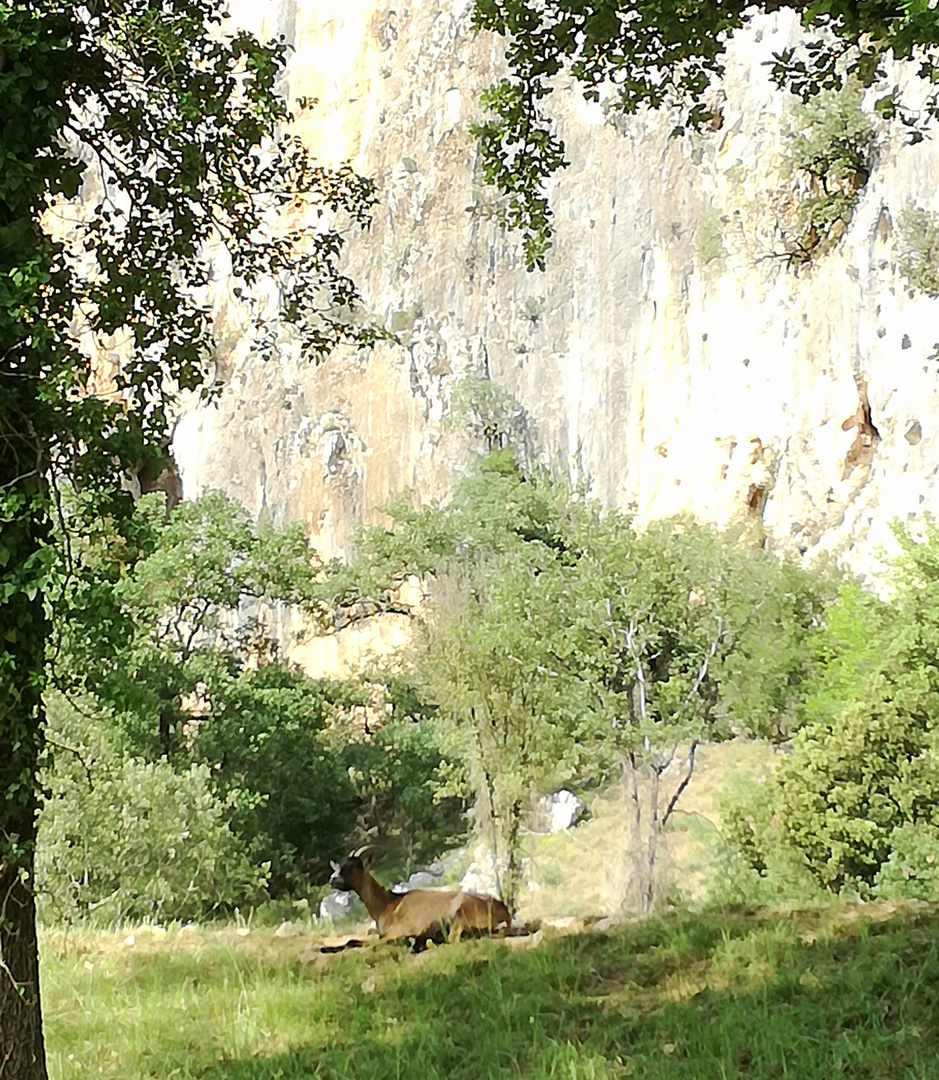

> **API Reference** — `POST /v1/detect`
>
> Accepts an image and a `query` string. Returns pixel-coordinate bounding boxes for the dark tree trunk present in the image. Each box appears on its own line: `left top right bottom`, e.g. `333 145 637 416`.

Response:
0 804 48 1080
0 445 51 1079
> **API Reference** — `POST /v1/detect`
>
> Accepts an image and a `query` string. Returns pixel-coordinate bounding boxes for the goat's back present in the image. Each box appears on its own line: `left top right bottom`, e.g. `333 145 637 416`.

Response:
376 888 461 941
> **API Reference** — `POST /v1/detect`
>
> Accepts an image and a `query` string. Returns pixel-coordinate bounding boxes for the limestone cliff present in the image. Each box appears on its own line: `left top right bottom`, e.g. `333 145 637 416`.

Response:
174 0 939 624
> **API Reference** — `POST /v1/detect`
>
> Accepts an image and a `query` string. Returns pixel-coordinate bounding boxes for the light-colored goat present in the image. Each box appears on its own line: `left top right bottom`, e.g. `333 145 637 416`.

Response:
328 848 511 951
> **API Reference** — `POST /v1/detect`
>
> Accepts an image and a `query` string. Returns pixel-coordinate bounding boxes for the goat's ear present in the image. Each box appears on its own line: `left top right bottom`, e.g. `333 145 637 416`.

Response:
330 860 340 872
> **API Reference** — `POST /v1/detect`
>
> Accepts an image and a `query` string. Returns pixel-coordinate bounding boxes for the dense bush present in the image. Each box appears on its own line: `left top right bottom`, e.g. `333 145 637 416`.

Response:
776 692 939 894
875 822 939 901
716 530 939 903
185 661 361 894
37 698 267 925
708 771 821 906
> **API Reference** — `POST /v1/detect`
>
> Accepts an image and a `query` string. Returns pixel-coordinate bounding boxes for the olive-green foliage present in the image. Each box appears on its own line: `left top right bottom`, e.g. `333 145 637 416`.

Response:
59 489 324 759
891 516 939 681
53 489 466 901
785 85 874 187
343 718 469 870
447 376 527 453
415 543 580 910
693 209 726 270
343 452 833 910
708 770 822 906
183 661 361 895
563 510 833 911
897 204 939 297
565 512 834 757
317 448 570 631
796 581 891 729
343 455 589 907
37 698 267 925
874 822 939 901
777 692 939 894
721 523 939 900
783 84 873 255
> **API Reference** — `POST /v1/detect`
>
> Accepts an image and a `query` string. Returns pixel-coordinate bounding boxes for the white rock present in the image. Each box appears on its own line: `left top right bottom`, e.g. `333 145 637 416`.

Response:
537 789 588 833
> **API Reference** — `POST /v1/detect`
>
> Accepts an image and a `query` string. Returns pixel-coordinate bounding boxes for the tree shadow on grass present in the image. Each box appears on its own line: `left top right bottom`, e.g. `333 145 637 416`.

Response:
194 905 939 1080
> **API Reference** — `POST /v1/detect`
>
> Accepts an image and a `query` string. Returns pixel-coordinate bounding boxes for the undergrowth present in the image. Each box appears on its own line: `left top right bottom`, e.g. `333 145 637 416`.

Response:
43 900 939 1079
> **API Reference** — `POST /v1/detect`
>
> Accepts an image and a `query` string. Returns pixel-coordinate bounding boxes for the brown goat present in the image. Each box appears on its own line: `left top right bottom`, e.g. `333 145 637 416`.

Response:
328 849 511 951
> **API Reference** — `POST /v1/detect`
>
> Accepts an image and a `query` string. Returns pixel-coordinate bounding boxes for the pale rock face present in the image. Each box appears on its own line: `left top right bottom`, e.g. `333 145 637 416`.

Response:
175 1 939 669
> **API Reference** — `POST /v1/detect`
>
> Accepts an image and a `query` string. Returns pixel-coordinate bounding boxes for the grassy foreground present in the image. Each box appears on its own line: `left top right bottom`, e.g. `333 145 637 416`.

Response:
43 901 939 1080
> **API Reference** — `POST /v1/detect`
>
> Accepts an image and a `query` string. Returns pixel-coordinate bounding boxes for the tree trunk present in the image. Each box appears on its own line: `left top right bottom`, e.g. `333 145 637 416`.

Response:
622 754 649 914
0 807 48 1080
502 799 524 915
644 762 664 915
0 465 51 1079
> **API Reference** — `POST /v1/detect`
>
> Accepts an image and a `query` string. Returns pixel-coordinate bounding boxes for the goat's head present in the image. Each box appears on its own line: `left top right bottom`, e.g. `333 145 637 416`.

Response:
328 846 374 891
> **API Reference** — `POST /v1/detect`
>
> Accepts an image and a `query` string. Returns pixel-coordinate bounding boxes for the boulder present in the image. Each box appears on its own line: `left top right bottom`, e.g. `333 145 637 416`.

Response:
460 855 500 895
537 789 588 833
318 890 361 920
394 869 443 890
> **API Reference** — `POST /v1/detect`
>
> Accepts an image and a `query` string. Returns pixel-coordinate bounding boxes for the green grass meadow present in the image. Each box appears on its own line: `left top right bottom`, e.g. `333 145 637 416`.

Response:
43 901 939 1080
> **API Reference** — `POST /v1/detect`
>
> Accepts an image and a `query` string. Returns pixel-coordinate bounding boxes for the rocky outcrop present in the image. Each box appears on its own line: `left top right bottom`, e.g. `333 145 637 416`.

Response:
175 0 939 649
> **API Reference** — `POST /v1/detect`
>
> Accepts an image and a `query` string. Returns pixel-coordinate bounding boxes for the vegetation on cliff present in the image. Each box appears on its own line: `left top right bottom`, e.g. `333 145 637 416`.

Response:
471 0 939 267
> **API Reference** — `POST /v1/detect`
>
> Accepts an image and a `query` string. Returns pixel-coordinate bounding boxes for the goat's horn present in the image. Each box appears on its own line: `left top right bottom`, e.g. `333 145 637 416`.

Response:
350 844 375 860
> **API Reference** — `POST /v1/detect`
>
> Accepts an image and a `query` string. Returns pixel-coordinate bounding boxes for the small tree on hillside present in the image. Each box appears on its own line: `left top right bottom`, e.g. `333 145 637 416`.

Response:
564 512 832 911
413 548 580 912
330 453 579 908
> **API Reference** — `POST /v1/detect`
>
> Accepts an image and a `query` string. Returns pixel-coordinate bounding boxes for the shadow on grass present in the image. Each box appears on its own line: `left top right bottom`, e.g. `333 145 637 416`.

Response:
192 904 939 1080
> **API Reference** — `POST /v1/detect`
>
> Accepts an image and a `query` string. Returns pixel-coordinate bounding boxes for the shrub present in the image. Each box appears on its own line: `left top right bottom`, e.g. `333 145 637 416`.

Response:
785 85 873 185
448 376 528 454
187 662 360 894
776 691 939 894
782 84 873 257
37 700 267 925
875 822 939 901
693 209 726 269
707 771 821 906
897 204 939 297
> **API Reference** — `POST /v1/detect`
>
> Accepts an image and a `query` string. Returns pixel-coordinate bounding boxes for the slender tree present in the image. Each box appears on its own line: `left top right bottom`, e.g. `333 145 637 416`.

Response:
413 548 577 912
0 3 376 1075
564 512 832 911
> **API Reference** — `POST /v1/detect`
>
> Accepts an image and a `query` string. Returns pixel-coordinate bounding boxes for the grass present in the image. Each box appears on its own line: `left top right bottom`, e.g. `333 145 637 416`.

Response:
43 900 939 1079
